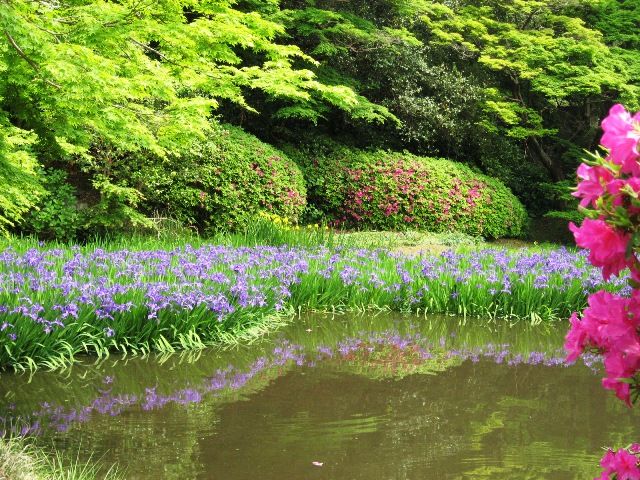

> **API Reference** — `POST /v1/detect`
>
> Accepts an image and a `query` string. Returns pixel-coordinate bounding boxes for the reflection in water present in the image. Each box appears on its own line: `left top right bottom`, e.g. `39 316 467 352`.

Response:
0 313 635 479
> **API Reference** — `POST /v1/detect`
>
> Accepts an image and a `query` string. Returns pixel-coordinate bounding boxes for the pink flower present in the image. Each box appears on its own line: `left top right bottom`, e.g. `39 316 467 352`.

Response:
606 177 640 213
607 178 627 196
624 177 640 193
569 219 631 280
603 352 637 405
573 163 614 207
600 450 618 479
565 291 640 404
573 291 630 347
599 448 640 480
565 312 588 362
601 104 640 176
569 106 640 462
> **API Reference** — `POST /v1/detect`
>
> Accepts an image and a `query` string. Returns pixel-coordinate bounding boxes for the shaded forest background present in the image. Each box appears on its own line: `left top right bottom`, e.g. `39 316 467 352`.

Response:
1 0 638 240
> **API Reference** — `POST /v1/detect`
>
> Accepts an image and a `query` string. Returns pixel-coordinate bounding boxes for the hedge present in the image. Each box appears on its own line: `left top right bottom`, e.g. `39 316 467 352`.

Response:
122 124 307 232
289 144 528 238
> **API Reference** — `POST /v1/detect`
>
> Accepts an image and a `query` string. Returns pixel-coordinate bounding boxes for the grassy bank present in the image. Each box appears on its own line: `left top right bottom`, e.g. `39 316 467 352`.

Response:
0 229 623 370
0 437 119 480
0 227 485 254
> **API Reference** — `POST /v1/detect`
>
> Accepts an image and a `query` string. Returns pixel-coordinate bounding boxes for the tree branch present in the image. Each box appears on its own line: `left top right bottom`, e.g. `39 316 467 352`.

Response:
103 0 153 28
529 136 564 181
128 37 221 82
520 8 541 30
4 31 61 89
32 24 63 42
129 38 181 67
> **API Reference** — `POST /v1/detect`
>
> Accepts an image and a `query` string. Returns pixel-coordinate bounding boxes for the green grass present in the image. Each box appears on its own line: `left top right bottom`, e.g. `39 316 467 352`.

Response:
0 437 120 480
335 230 484 249
2 219 548 254
1 221 335 253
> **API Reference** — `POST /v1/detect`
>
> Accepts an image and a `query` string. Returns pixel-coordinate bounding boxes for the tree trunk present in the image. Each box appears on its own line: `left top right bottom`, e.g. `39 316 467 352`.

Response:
529 137 564 181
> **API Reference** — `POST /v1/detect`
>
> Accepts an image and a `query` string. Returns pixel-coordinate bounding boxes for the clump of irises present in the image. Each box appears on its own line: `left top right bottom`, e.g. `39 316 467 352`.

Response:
0 244 625 369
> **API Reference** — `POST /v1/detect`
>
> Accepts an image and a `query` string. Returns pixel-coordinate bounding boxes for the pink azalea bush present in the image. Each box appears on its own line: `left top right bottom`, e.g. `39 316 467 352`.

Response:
567 103 640 479
287 143 528 238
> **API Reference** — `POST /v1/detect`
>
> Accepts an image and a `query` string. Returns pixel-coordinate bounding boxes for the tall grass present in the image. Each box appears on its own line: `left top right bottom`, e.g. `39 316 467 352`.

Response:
0 217 337 253
0 436 120 480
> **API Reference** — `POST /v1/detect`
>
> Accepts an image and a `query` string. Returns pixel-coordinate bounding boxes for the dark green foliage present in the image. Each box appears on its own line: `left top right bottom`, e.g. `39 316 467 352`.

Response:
475 135 552 216
419 0 639 181
587 0 640 98
22 169 80 241
539 181 584 225
289 142 528 238
590 0 640 50
118 124 307 233
276 5 488 158
80 177 152 236
263 0 640 215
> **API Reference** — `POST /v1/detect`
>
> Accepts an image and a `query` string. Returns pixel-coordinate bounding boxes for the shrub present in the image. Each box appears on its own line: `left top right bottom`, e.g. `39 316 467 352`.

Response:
289 143 528 238
21 169 80 241
80 176 152 237
119 124 307 233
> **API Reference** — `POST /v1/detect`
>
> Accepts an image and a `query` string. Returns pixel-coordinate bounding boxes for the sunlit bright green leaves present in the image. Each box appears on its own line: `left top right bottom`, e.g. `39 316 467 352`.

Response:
1 0 392 156
0 117 42 233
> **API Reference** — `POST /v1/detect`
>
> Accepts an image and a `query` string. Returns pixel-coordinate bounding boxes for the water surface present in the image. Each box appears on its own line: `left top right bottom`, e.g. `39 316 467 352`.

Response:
1 314 636 479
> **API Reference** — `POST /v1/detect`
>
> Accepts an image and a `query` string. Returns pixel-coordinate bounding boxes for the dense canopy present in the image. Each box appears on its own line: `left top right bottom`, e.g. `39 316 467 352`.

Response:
1 0 638 237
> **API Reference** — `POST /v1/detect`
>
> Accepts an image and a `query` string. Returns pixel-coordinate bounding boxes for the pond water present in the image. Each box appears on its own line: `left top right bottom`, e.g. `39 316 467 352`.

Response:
1 314 638 479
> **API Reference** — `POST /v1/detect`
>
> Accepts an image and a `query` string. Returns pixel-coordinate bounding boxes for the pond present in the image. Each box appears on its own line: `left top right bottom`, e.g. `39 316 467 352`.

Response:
1 313 638 479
